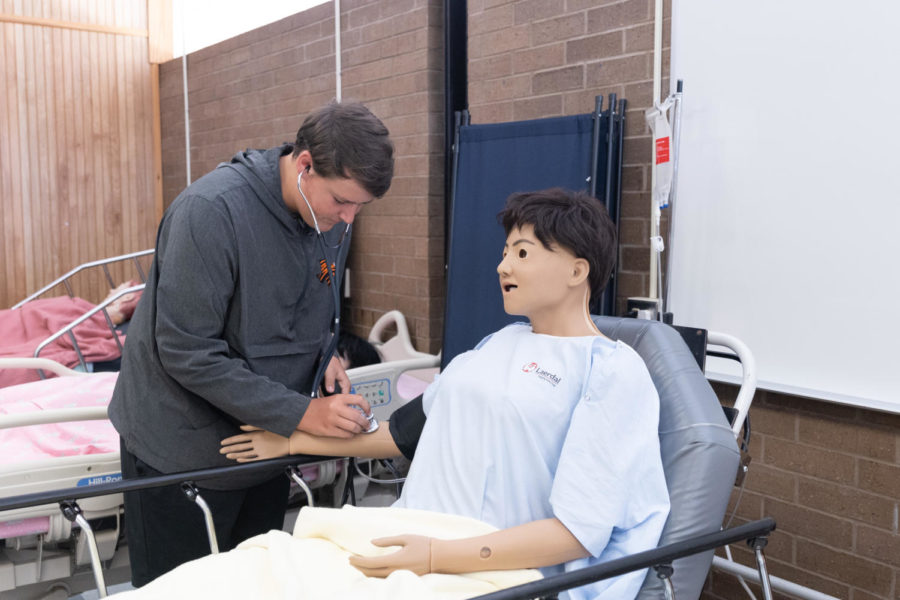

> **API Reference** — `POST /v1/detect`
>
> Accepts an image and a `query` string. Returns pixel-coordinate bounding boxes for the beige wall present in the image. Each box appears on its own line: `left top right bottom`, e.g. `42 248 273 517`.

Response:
0 0 158 306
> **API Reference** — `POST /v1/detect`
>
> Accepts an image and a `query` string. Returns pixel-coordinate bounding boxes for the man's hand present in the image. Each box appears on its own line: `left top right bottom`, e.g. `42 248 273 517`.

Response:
297 394 372 438
220 425 289 462
322 355 351 394
349 535 433 577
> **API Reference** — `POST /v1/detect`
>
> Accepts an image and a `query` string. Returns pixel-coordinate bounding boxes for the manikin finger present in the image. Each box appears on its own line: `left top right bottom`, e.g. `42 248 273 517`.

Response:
223 446 256 457
348 555 389 572
220 434 252 446
219 441 254 454
369 536 407 548
225 452 256 461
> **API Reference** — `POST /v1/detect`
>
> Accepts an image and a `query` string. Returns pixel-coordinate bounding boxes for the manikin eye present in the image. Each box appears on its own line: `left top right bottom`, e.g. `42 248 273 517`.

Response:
518 248 527 259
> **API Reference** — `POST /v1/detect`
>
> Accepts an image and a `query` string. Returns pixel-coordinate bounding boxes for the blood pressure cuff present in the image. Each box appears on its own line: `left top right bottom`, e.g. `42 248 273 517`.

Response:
388 395 426 461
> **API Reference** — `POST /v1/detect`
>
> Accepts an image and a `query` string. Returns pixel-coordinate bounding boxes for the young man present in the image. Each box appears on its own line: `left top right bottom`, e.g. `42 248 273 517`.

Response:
108 101 394 586
219 188 670 599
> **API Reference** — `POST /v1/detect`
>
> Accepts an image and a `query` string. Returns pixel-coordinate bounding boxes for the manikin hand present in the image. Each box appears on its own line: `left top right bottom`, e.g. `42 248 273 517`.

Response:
322 355 351 395
298 393 372 438
349 535 433 577
220 425 289 462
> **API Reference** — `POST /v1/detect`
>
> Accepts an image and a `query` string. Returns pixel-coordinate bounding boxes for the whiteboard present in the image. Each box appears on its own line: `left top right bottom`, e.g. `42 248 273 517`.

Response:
668 2 900 413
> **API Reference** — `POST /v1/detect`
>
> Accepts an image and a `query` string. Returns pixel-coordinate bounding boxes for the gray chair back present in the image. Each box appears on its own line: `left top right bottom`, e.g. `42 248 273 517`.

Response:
593 317 740 599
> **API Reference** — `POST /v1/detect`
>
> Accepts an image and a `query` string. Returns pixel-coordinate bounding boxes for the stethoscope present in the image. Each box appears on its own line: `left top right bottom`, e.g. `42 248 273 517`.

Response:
297 167 351 397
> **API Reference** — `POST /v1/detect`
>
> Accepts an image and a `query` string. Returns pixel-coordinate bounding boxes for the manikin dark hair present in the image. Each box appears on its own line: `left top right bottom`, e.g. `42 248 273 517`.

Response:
337 331 382 369
293 101 395 198
498 188 617 301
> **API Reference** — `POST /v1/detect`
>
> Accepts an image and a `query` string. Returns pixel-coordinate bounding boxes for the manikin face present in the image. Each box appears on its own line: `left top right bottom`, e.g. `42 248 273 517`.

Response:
497 225 579 319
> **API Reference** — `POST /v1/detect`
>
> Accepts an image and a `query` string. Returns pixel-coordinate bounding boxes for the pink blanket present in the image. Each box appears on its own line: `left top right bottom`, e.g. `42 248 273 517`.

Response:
0 372 119 462
0 297 125 387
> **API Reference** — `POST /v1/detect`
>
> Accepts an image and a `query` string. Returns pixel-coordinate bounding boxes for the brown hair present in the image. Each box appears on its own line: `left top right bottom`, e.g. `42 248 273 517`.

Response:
293 101 394 198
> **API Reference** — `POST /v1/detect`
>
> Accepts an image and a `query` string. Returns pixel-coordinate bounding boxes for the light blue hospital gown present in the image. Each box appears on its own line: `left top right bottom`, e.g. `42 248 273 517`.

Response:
395 322 670 600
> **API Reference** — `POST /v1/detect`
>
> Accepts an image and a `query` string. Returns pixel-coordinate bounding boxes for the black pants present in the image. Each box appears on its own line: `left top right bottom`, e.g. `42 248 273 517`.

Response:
120 439 290 587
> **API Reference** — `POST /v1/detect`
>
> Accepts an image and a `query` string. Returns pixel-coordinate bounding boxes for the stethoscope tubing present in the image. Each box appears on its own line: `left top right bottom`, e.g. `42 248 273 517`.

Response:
298 169 350 397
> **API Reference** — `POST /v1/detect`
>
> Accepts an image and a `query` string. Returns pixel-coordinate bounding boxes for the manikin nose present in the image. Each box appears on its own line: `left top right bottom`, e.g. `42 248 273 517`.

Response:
497 255 510 275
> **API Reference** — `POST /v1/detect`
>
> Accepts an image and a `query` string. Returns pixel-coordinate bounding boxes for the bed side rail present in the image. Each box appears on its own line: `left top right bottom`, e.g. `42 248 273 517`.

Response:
0 455 330 514
0 406 109 429
0 458 777 600
0 455 332 598
0 357 89 378
31 284 145 373
12 249 153 309
706 330 757 439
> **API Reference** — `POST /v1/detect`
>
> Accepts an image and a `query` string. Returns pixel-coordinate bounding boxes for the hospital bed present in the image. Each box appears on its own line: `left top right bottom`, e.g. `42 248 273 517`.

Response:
12 250 153 311
2 250 153 386
0 318 440 599
1 314 776 599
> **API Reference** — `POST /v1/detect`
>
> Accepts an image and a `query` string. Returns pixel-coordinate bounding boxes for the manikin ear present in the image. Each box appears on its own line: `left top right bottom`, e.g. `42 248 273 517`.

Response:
568 257 590 289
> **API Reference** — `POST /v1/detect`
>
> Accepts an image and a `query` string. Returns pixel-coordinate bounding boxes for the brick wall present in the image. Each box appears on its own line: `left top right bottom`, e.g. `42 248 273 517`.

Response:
467 0 670 313
704 385 900 599
159 0 445 352
339 0 445 352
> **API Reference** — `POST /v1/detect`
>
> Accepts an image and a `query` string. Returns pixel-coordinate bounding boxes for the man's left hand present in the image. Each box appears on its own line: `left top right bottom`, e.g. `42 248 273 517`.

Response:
323 355 351 395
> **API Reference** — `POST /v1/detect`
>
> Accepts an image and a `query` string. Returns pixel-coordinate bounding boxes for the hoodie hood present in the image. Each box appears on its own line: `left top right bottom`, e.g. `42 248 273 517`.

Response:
220 144 305 234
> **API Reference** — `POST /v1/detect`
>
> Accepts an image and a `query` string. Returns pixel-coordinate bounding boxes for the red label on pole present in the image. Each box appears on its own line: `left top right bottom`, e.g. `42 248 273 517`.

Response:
656 137 670 164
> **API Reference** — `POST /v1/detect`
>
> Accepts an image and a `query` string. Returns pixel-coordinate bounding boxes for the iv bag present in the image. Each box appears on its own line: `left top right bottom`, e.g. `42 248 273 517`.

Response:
645 103 673 209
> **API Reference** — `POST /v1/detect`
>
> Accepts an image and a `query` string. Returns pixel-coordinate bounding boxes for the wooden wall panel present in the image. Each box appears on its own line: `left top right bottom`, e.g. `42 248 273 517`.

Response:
0 0 156 307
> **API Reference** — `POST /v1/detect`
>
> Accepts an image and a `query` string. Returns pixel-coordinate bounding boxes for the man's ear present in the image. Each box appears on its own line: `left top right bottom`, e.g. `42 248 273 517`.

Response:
570 257 590 288
295 150 313 174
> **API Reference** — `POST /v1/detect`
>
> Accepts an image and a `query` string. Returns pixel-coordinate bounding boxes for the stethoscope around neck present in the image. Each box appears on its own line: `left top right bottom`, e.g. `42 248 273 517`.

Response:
297 167 351 397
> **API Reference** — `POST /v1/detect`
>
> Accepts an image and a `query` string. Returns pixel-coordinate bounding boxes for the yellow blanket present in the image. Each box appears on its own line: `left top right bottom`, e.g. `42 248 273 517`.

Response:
112 505 542 599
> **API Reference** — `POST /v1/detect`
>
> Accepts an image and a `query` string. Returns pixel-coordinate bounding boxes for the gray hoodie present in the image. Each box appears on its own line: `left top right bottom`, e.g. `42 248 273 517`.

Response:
109 145 348 489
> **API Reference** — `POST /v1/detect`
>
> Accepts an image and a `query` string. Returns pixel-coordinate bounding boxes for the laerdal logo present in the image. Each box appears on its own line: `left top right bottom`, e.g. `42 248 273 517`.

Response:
521 362 561 386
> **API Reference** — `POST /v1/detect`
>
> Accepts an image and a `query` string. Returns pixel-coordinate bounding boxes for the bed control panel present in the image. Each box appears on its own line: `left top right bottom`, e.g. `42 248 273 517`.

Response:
351 378 392 408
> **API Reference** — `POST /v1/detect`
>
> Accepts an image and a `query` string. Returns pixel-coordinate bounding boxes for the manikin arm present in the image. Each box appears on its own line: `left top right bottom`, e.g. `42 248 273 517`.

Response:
220 423 402 461
349 517 590 577
221 421 589 577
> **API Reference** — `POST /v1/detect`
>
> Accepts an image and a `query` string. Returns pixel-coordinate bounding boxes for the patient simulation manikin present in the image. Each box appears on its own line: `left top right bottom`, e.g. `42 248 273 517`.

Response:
212 190 671 599
394 322 669 598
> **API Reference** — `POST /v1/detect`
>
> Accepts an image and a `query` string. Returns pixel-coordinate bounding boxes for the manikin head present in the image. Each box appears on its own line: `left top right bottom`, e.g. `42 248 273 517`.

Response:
496 188 617 334
336 331 382 370
289 101 394 231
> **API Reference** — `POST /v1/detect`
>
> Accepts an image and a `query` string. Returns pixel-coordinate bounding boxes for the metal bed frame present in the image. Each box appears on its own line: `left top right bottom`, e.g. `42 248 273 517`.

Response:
9 250 153 376
0 457 778 599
